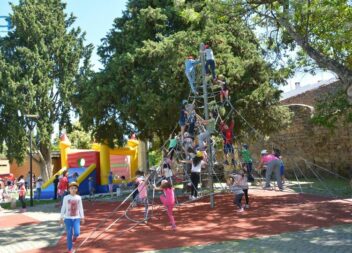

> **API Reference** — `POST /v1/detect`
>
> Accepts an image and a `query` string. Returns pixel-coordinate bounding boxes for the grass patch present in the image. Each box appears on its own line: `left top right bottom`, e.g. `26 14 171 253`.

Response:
288 178 351 198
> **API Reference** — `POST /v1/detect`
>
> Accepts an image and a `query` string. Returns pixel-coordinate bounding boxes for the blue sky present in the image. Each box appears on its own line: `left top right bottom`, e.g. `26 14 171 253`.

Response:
0 0 128 70
0 0 335 91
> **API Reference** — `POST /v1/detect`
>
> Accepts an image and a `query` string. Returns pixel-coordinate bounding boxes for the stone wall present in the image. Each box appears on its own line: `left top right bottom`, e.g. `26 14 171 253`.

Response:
248 81 352 177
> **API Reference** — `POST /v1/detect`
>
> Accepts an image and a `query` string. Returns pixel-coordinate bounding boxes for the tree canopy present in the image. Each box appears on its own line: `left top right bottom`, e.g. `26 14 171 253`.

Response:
234 0 352 124
0 0 91 179
76 0 292 146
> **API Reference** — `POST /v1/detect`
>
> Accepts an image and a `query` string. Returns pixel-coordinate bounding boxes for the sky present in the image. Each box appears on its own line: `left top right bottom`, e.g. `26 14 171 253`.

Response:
0 0 336 92
0 0 128 71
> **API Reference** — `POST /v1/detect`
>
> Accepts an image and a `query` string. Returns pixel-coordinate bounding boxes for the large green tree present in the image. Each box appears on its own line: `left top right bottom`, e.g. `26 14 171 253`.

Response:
76 0 292 146
0 0 92 180
234 0 352 123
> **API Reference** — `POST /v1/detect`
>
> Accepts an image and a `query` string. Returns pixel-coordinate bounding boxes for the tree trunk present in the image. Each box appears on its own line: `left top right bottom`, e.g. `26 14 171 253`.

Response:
277 16 352 101
39 143 52 181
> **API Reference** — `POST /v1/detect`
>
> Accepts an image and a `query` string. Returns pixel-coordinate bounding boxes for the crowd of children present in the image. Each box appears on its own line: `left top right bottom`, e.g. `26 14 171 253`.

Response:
1 43 292 253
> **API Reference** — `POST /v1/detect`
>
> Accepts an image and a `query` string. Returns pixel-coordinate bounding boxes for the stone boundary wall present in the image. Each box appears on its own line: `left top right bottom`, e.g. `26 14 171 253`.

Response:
248 81 352 177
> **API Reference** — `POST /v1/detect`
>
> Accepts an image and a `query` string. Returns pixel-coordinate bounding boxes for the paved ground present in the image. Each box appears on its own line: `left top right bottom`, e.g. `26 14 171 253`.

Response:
1 189 351 253
146 224 352 253
0 203 63 253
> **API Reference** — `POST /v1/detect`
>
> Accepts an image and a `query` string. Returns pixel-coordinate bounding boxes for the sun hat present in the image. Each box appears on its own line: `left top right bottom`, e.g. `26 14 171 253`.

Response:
196 151 203 157
261 149 268 155
69 181 79 188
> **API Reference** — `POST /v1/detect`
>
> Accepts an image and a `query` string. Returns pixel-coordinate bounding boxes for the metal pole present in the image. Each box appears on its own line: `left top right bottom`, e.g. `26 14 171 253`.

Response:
24 114 38 206
29 125 33 206
200 43 214 208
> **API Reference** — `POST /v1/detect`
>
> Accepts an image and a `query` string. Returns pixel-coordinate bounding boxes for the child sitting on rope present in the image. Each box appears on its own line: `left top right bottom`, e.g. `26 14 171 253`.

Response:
204 44 216 81
185 55 200 94
227 174 245 212
153 180 176 230
220 117 235 166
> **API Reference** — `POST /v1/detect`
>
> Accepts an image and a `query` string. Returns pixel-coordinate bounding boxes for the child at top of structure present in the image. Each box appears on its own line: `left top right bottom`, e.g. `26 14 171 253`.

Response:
256 149 283 191
179 100 188 140
134 173 149 221
185 55 200 95
153 180 176 230
227 174 245 212
197 112 217 151
204 44 216 81
168 134 178 161
241 144 254 182
60 182 85 253
217 75 229 103
220 118 235 166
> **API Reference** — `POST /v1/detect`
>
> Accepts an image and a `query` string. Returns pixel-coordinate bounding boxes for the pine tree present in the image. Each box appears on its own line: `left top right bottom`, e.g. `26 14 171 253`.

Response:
77 0 292 146
0 0 92 180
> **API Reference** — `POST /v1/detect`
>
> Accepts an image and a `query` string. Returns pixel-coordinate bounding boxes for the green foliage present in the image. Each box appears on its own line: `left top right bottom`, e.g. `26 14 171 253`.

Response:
77 0 292 147
239 0 352 120
312 88 352 128
0 0 91 168
67 122 93 149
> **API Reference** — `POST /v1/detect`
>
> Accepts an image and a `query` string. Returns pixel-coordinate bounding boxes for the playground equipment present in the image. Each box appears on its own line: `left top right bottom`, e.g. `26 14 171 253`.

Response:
39 134 142 199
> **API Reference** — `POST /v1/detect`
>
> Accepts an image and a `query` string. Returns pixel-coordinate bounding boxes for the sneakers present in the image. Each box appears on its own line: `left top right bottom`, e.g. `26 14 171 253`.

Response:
224 160 229 165
171 224 176 230
237 208 244 212
189 195 196 200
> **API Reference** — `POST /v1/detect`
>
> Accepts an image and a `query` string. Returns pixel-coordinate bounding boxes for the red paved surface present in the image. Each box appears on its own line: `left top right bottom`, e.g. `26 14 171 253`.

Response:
27 190 352 253
0 214 40 228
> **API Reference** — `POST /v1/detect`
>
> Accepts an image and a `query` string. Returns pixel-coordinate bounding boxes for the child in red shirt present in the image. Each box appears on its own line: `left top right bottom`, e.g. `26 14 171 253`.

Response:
220 118 235 165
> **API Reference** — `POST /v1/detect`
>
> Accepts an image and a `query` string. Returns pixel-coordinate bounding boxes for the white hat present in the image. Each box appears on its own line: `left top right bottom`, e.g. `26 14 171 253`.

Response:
261 149 268 155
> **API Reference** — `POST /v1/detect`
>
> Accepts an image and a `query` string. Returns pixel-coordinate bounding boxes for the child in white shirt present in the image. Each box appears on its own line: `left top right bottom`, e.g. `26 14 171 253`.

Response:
60 182 85 253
